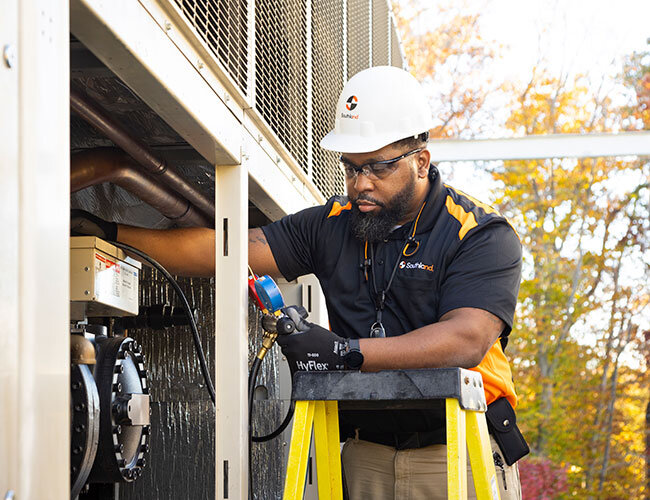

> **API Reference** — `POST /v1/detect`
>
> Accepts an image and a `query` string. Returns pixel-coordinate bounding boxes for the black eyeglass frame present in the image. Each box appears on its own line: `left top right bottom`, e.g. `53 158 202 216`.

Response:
339 147 425 181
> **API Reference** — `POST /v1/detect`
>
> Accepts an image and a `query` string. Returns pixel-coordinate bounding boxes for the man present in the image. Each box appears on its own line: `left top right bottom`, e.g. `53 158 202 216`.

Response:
73 66 527 499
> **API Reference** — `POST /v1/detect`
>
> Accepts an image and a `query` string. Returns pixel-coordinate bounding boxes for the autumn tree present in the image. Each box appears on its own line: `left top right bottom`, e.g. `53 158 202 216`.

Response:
394 2 649 494
492 68 649 497
392 0 499 139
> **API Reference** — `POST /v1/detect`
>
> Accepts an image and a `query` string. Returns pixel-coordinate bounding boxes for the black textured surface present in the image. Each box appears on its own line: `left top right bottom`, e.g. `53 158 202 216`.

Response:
248 306 288 500
291 368 487 411
118 269 216 500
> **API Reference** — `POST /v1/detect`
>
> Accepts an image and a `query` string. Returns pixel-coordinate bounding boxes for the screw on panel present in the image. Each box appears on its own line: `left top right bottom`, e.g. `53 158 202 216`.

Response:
197 60 204 69
84 266 90 272
3 44 16 68
84 290 90 295
164 21 172 31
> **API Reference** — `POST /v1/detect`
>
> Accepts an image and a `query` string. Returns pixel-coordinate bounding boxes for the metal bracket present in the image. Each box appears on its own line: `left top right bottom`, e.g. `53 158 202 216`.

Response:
113 393 150 426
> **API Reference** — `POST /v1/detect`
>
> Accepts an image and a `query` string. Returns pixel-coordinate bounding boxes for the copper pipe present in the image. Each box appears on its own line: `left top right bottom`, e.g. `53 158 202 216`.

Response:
71 148 211 227
70 88 215 222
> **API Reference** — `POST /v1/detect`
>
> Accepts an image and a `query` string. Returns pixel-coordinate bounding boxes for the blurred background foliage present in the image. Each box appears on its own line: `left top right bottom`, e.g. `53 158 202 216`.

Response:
393 1 649 497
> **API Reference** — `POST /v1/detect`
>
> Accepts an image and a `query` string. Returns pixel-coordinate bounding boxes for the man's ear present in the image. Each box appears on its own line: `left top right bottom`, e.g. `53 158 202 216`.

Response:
417 149 430 178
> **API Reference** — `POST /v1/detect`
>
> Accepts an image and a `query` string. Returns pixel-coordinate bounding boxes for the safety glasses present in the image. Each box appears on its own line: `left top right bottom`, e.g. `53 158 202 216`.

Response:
340 147 424 181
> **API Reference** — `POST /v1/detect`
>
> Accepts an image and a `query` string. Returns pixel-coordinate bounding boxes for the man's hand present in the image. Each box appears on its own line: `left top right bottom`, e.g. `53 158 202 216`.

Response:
71 209 118 241
276 320 349 372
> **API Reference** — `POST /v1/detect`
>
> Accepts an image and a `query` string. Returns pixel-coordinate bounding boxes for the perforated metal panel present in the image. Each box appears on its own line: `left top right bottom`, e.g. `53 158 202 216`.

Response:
173 0 249 92
390 21 404 69
255 0 309 171
372 0 389 67
347 0 371 78
311 0 346 198
171 0 405 201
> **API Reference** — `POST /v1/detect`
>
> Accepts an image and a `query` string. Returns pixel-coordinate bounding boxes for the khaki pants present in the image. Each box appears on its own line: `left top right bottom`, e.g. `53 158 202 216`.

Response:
341 436 521 500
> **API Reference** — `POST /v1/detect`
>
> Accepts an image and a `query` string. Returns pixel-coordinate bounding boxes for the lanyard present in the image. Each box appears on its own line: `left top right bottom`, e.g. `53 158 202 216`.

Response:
363 202 426 338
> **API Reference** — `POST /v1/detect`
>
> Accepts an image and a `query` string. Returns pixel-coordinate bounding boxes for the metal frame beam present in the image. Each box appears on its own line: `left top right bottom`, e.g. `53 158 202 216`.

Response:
71 0 241 166
429 131 650 162
0 1 70 498
215 162 249 500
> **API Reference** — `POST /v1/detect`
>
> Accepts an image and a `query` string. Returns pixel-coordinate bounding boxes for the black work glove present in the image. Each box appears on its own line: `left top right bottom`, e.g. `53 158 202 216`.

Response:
71 209 118 241
276 310 348 372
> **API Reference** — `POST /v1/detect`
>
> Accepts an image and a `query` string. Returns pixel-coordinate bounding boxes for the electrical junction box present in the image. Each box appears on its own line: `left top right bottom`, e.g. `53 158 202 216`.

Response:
70 236 141 319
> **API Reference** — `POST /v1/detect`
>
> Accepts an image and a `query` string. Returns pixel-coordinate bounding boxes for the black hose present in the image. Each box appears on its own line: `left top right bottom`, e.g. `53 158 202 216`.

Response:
252 402 295 442
111 241 216 405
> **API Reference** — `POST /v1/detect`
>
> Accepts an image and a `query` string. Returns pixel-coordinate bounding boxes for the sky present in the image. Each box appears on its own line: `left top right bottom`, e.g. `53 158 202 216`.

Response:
479 0 650 85
428 0 650 198
425 1 650 359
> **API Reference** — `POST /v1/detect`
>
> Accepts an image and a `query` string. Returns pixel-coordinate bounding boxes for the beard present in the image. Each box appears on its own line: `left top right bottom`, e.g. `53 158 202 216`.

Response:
349 172 416 243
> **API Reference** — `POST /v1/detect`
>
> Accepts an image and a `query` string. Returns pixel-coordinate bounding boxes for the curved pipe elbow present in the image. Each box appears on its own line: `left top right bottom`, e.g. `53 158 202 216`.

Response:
71 148 211 227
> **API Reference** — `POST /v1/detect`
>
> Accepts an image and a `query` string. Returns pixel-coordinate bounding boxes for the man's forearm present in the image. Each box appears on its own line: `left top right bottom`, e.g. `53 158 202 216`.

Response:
358 308 503 371
117 225 216 277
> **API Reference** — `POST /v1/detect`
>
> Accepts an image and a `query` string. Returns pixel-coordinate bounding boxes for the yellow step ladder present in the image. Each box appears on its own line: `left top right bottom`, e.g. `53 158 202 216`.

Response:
282 368 500 500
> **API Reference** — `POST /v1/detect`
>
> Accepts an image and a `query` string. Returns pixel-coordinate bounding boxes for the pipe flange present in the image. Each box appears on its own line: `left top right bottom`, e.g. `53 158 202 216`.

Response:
88 336 151 483
70 364 100 498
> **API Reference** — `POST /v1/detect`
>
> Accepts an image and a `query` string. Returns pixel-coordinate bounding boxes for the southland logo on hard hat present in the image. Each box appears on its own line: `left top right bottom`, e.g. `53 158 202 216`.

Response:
320 66 433 154
399 260 434 272
341 95 359 120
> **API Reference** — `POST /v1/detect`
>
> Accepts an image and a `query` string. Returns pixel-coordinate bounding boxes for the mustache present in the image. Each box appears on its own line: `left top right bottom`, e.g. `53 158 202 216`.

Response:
352 194 385 208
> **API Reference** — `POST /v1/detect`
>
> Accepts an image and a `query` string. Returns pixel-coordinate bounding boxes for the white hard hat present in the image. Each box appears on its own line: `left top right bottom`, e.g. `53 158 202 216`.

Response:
320 66 433 153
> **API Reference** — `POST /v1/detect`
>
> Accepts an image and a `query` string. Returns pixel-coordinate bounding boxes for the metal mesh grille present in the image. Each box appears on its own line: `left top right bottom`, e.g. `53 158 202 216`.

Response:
347 0 371 78
173 0 248 93
390 22 404 69
372 0 389 67
173 0 406 201
311 0 346 198
255 0 309 171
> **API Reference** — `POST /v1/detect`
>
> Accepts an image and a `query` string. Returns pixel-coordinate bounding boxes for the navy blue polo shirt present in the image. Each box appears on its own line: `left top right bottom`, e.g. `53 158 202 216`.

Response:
262 166 522 342
262 166 522 436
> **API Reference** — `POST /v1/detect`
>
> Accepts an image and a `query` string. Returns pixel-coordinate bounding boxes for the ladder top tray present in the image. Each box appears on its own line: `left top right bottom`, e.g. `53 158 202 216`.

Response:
291 368 487 412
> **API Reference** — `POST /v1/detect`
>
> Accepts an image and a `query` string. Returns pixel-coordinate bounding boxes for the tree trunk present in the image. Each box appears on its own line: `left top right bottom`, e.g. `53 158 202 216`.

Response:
597 359 620 496
537 348 553 452
645 396 649 500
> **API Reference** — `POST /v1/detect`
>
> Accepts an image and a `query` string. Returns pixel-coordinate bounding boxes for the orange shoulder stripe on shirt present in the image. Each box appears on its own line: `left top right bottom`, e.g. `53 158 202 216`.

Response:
444 184 500 216
327 201 351 218
445 185 520 241
444 196 477 240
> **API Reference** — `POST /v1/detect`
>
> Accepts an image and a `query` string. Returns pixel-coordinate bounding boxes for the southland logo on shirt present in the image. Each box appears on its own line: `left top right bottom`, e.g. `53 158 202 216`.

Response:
399 260 434 272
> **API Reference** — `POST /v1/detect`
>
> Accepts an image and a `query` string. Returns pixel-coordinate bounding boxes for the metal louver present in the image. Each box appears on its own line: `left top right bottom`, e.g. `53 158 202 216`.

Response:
173 0 249 92
372 0 389 67
347 0 371 79
390 21 405 69
170 0 405 202
255 0 309 171
311 0 346 199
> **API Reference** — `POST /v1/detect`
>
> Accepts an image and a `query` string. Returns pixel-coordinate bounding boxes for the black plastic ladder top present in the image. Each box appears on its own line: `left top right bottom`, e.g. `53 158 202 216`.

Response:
291 368 487 412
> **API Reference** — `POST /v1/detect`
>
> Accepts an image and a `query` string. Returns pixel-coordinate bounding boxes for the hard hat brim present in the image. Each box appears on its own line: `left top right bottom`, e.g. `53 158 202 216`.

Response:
319 130 410 154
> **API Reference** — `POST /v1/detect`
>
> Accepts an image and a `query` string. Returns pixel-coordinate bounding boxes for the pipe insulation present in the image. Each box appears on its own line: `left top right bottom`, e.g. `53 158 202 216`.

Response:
70 88 216 223
71 148 211 227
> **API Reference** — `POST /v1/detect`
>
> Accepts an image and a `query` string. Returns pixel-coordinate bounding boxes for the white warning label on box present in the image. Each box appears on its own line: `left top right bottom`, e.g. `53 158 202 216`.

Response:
94 252 138 313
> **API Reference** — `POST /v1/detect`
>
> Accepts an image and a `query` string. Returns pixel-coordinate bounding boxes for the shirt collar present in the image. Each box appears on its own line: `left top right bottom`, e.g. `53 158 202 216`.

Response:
387 164 444 240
